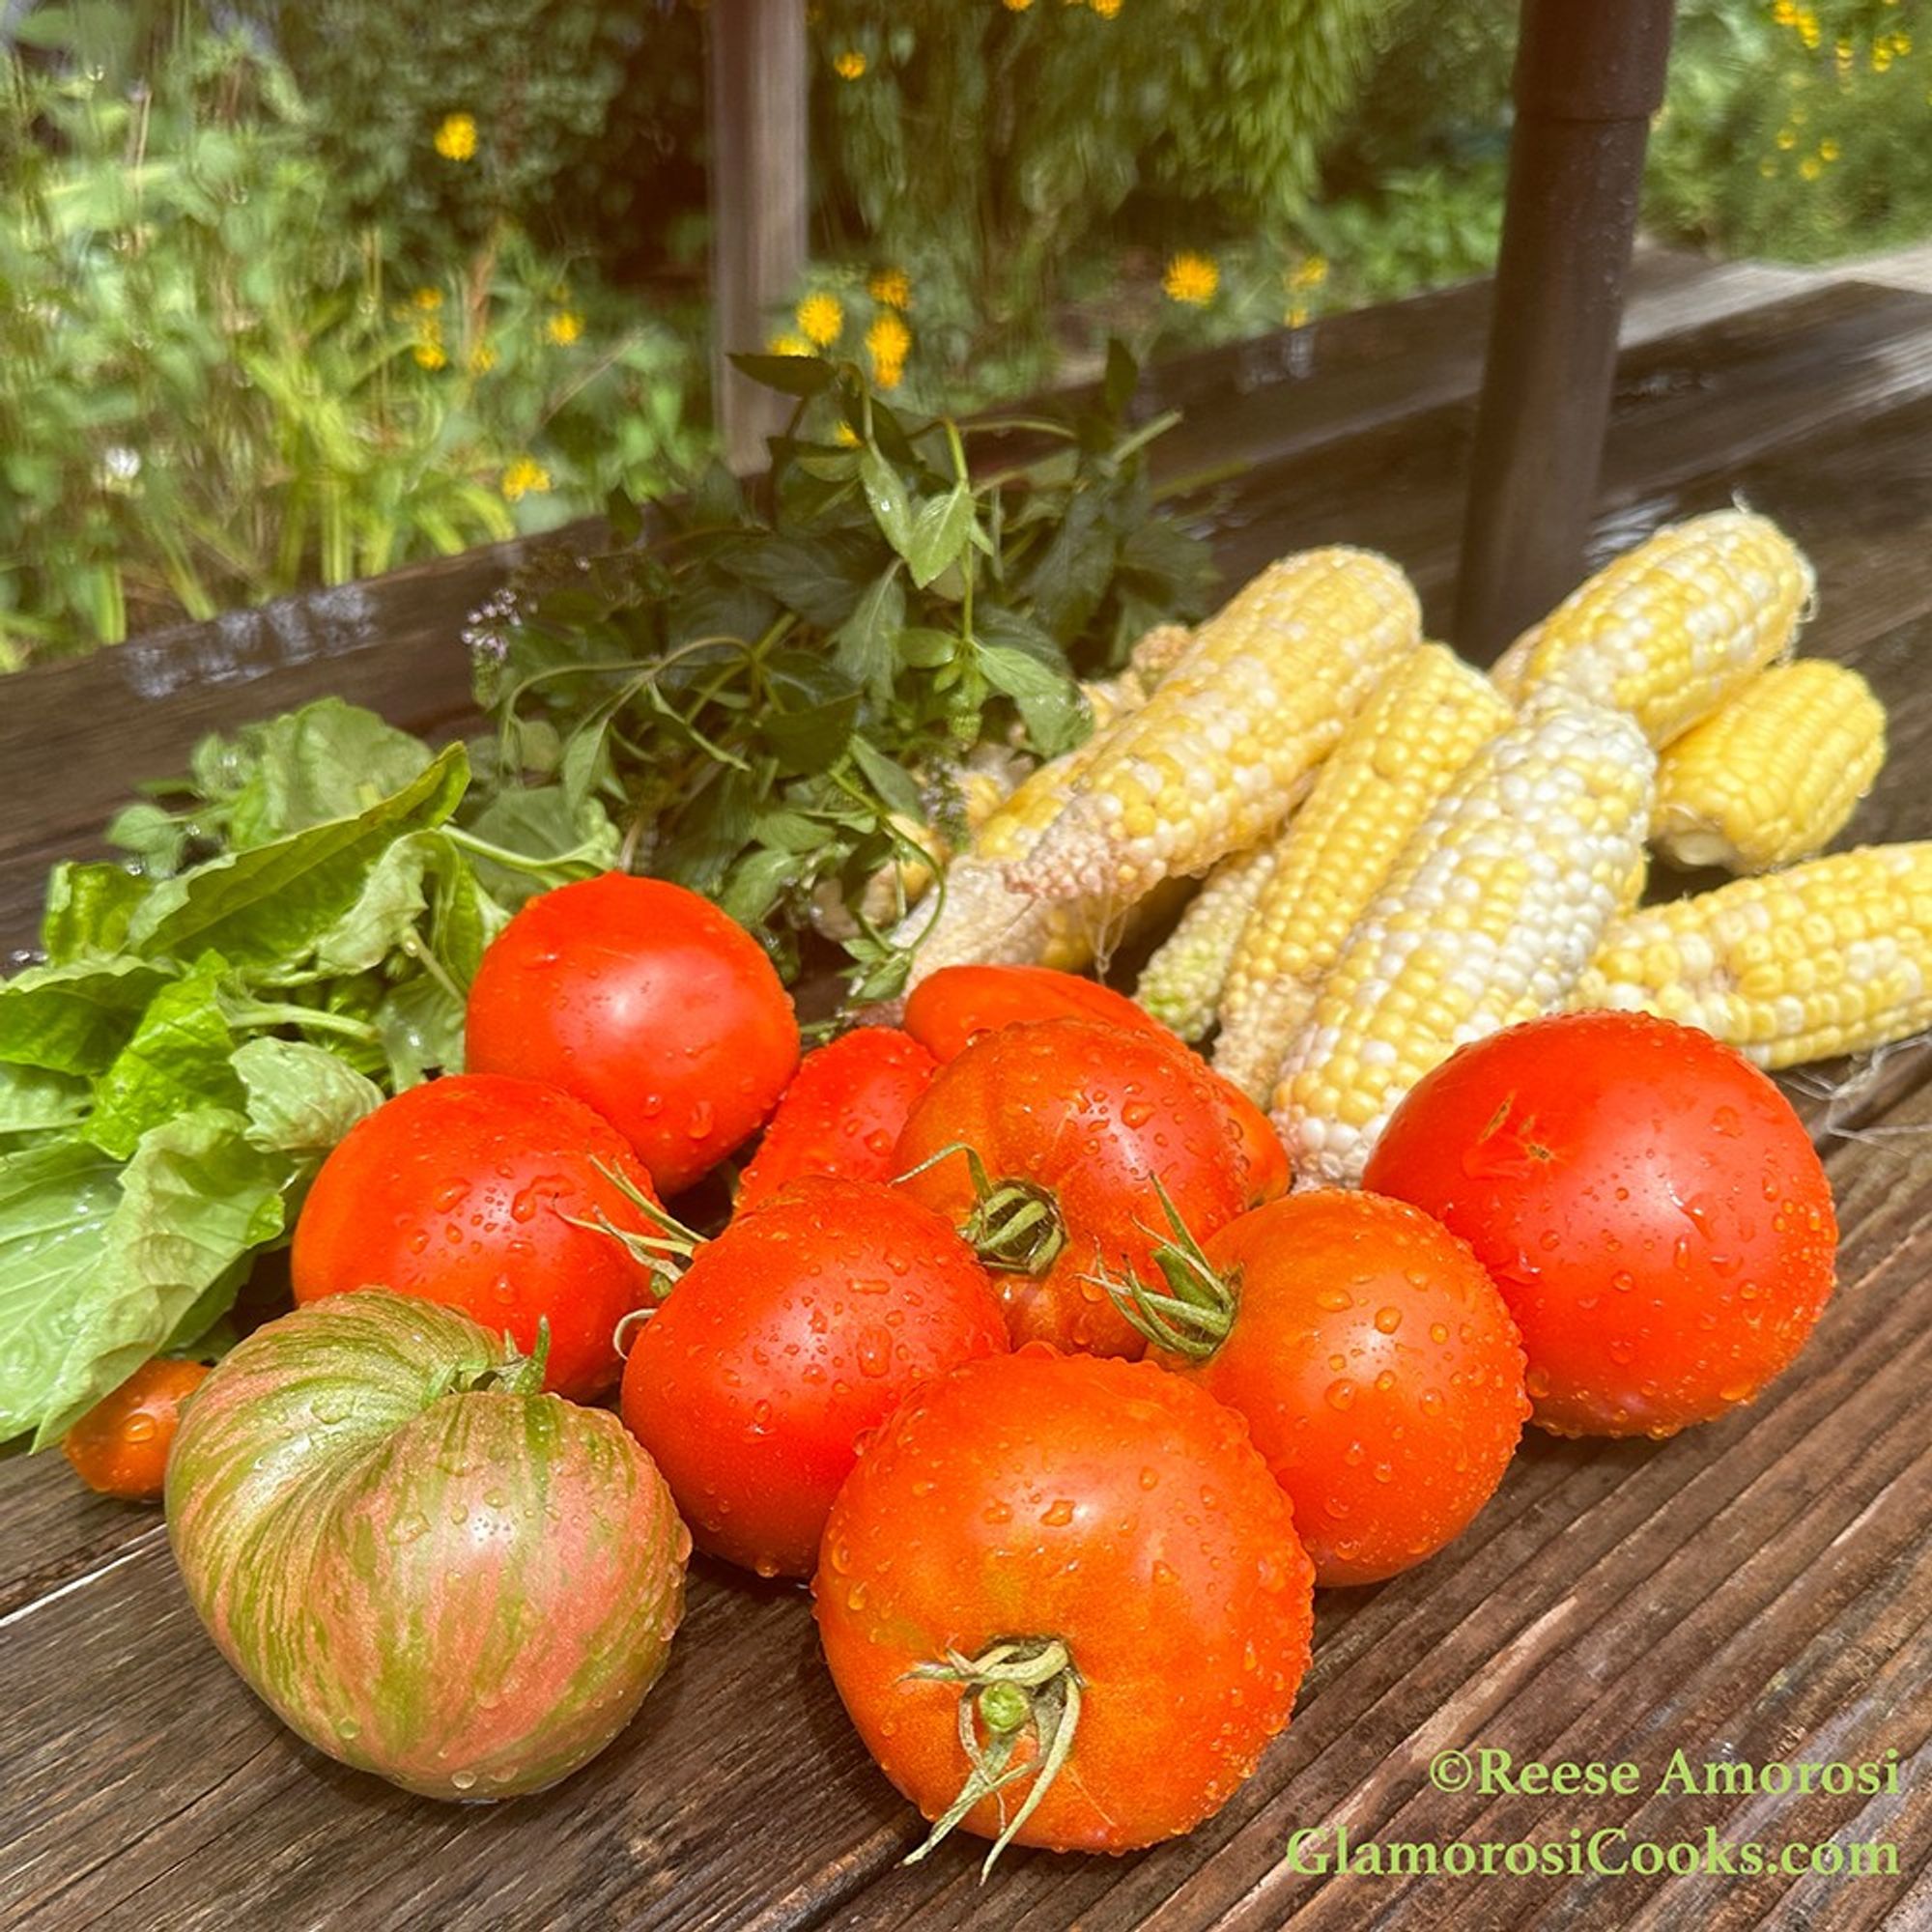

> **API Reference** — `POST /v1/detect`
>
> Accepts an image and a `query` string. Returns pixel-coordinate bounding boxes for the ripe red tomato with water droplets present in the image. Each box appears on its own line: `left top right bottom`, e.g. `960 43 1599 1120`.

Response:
64 1358 211 1500
466 873 799 1194
1362 1011 1837 1438
814 1347 1315 1861
894 1017 1258 1356
1137 1190 1528 1585
620 1178 1008 1577
736 1027 937 1209
903 964 1168 1062
905 965 1288 1208
293 1074 668 1401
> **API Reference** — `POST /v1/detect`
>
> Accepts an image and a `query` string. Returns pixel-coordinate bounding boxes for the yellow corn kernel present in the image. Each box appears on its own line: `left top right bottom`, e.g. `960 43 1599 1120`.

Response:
1007 550 1421 903
1272 695 1656 1186
1211 644 1514 1099
1652 659 1886 871
1569 842 1932 1068
1491 510 1814 747
1135 843 1286 1043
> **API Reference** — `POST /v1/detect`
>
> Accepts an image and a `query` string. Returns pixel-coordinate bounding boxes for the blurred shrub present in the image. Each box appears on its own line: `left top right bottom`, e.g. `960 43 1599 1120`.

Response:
1648 0 1932 260
0 10 700 665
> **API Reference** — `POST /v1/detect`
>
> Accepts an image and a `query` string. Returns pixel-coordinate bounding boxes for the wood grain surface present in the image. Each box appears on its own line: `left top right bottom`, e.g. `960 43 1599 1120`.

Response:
2 271 1928 1931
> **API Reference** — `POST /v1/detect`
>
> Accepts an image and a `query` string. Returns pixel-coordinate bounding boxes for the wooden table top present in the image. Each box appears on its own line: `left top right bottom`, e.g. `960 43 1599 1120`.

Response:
4 265 1930 1931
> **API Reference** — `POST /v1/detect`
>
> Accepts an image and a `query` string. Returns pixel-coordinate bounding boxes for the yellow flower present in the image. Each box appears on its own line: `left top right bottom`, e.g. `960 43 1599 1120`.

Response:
501 457 552 501
433 113 477 161
1091 0 1122 15
412 287 443 311
767 331 812 356
468 340 497 374
1286 303 1311 330
1162 251 1219 306
1871 45 1892 71
1004 0 1034 10
1772 0 1796 21
1799 156 1823 181
1818 137 1841 161
1289 254 1328 290
868 267 911 310
545 310 584 346
1799 20 1820 48
866 311 911 388
833 422 861 447
797 291 843 348
834 50 867 79
1776 127 1797 150
413 339 448 371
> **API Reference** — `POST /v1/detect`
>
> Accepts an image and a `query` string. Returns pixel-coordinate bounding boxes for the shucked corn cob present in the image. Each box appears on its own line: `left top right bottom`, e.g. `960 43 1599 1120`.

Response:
1134 842 1288 1043
1568 843 1932 1068
1211 644 1515 1101
1651 659 1886 872
1272 694 1657 1187
893 622 1198 984
1491 510 1813 748
1007 549 1421 904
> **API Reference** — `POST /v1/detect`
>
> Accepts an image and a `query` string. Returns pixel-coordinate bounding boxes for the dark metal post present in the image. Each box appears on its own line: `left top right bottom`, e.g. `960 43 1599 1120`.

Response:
1454 0 1677 663
707 0 810 472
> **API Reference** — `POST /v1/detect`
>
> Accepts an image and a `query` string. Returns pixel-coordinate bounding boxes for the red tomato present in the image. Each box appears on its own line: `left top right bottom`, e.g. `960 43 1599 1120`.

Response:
736 1027 937 1210
1139 1190 1528 1584
814 1347 1315 1861
902 963 1168 1062
620 1178 1009 1577
905 964 1287 1207
292 1074 668 1401
1362 1011 1837 1438
894 1017 1258 1356
64 1358 211 1500
465 873 799 1194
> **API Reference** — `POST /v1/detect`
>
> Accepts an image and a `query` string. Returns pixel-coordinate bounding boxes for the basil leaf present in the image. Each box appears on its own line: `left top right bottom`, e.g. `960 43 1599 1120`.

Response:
223 698 437 848
723 535 871 630
860 447 916 558
760 651 863 774
728 351 835 398
84 958 244 1162
128 744 468 969
461 788 620 910
719 846 802 928
0 957 177 1077
907 484 976 590
376 976 467 1091
850 738 926 822
834 567 906 705
311 834 434 977
102 802 191 876
0 1065 90 1142
975 618 1087 757
21 1110 290 1448
232 1037 383 1156
41 861 150 963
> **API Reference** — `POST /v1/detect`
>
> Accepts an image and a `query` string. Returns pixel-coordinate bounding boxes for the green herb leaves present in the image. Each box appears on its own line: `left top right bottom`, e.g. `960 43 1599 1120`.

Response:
482 345 1212 990
0 699 611 1447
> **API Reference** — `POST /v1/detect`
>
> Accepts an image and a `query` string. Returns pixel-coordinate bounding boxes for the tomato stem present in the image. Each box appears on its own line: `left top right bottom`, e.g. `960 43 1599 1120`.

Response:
1092 1177 1235 1361
566 1160 706 1295
902 1635 1082 1879
895 1141 1067 1278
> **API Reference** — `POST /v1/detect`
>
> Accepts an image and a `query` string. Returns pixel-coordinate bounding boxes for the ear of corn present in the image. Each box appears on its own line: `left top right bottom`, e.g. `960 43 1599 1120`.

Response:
1005 549 1421 905
1568 842 1932 1068
1490 510 1813 748
1210 644 1515 1100
1134 842 1288 1043
1651 659 1887 872
1272 695 1657 1187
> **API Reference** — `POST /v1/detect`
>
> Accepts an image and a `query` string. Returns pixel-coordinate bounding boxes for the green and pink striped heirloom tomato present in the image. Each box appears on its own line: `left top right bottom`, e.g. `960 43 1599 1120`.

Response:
166 1291 690 1801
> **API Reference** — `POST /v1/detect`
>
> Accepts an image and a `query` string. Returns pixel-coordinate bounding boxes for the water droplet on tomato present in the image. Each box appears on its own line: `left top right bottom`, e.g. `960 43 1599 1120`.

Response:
451 1770 478 1792
1373 1305 1403 1335
388 1510 430 1544
1138 1466 1159 1490
407 1229 430 1257
1151 1559 1179 1587
1374 1370 1397 1394
982 1500 1012 1525
687 1099 715 1140
750 1400 774 1435
1314 1285 1352 1313
336 1717 361 1741
857 1326 893 1378
1041 1498 1076 1527
432 1180 470 1213
1121 1100 1155 1129
1429 1321 1450 1345
1324 1378 1356 1411
122 1413 158 1443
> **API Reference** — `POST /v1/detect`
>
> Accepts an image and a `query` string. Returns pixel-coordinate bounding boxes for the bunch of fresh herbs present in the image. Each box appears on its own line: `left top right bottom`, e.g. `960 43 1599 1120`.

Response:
472 347 1215 998
0 699 617 1447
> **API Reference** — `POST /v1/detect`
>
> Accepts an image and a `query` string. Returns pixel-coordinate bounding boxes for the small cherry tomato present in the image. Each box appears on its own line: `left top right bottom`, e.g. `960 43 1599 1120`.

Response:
293 1073 669 1401
621 1178 1009 1577
1129 1189 1529 1584
894 1017 1258 1355
814 1347 1315 1864
466 873 799 1194
1362 1011 1837 1437
64 1358 211 1500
